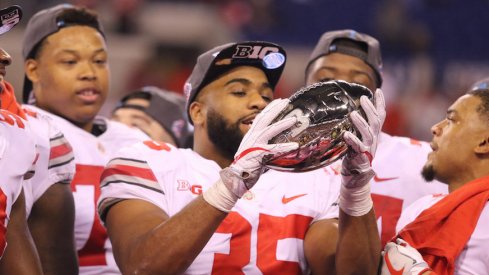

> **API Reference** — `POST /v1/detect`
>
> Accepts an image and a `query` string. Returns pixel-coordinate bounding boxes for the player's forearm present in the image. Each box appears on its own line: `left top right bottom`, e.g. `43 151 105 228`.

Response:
118 196 227 274
30 225 78 275
336 208 381 275
28 183 78 275
0 191 43 275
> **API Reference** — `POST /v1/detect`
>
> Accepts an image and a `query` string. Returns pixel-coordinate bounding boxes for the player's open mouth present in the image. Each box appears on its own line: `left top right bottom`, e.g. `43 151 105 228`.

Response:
241 113 258 126
242 118 254 125
76 88 100 103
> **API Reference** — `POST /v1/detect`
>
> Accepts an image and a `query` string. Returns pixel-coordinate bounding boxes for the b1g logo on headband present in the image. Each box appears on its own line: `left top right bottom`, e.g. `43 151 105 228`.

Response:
232 45 285 69
233 45 279 59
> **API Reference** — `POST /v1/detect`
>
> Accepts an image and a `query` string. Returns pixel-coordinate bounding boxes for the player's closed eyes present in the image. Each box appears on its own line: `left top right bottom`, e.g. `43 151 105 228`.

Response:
61 59 77 65
231 90 246 97
93 57 107 65
261 94 272 102
446 111 456 122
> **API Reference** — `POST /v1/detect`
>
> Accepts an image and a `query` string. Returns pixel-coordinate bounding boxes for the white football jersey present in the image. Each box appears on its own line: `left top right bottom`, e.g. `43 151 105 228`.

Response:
372 133 447 245
27 106 147 275
0 110 37 257
396 194 489 274
22 105 75 215
321 132 448 246
99 141 340 274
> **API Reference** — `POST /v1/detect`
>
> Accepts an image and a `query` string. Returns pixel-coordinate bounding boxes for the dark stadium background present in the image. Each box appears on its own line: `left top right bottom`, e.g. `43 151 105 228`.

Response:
3 0 489 140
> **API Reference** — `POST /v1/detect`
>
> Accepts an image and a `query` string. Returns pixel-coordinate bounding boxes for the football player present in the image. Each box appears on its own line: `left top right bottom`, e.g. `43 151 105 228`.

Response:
0 5 42 274
22 4 147 274
98 41 384 274
381 85 489 274
305 29 448 246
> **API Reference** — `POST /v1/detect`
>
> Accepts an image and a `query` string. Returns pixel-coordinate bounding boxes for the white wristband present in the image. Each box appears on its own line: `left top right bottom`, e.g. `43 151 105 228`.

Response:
203 179 239 213
339 182 373 216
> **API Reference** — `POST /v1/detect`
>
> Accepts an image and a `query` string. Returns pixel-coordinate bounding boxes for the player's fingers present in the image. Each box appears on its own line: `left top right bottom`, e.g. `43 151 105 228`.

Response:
360 96 381 134
258 116 296 141
374 89 386 125
384 241 397 252
252 98 290 129
343 131 367 153
396 238 408 247
350 111 373 147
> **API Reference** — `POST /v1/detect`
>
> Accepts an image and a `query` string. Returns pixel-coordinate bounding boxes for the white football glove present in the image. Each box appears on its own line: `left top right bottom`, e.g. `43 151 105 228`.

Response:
340 89 386 216
381 238 432 275
204 98 299 212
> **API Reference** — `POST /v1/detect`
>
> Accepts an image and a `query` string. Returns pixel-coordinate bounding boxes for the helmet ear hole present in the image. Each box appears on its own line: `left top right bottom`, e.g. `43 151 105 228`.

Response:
264 80 372 172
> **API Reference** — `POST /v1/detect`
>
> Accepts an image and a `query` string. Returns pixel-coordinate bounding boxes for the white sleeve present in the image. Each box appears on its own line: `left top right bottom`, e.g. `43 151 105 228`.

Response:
98 142 166 223
45 114 75 185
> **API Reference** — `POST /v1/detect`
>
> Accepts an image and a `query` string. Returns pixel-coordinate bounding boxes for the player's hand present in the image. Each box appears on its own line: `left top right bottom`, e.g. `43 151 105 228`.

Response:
220 98 299 197
380 238 432 275
339 89 385 216
341 88 386 188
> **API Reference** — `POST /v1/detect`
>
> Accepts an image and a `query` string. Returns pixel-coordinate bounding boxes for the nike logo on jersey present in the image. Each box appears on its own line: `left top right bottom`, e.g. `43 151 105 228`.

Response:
373 175 399 182
384 251 405 275
282 194 307 204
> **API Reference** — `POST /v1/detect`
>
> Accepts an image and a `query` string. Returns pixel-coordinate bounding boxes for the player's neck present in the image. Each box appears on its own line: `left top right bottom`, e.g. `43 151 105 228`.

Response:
448 163 489 193
194 135 232 168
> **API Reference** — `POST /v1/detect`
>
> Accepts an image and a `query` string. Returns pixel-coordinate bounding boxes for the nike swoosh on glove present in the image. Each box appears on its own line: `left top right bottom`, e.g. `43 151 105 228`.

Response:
380 238 433 275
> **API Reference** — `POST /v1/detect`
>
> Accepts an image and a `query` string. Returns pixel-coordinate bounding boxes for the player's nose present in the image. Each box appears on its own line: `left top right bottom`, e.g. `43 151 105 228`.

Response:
0 48 12 67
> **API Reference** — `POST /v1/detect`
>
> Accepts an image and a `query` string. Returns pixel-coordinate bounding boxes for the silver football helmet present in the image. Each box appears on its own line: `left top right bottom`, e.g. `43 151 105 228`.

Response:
264 80 373 172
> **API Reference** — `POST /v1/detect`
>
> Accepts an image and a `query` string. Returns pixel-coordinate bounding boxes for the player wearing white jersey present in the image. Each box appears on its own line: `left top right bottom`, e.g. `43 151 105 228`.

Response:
99 141 340 274
1 4 77 273
21 105 78 274
0 5 43 274
0 110 41 273
99 41 385 274
380 86 489 275
21 106 74 214
304 30 448 246
21 4 147 274
29 105 147 274
1 52 78 275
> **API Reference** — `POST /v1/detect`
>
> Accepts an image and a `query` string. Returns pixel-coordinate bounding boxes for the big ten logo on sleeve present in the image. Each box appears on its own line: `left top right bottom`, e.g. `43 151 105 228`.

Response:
372 194 403 247
177 179 202 195
71 164 108 266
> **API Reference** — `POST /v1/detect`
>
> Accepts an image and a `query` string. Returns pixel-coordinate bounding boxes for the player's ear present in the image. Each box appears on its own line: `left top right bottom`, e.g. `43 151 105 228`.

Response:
25 59 40 84
189 101 205 126
475 136 489 154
